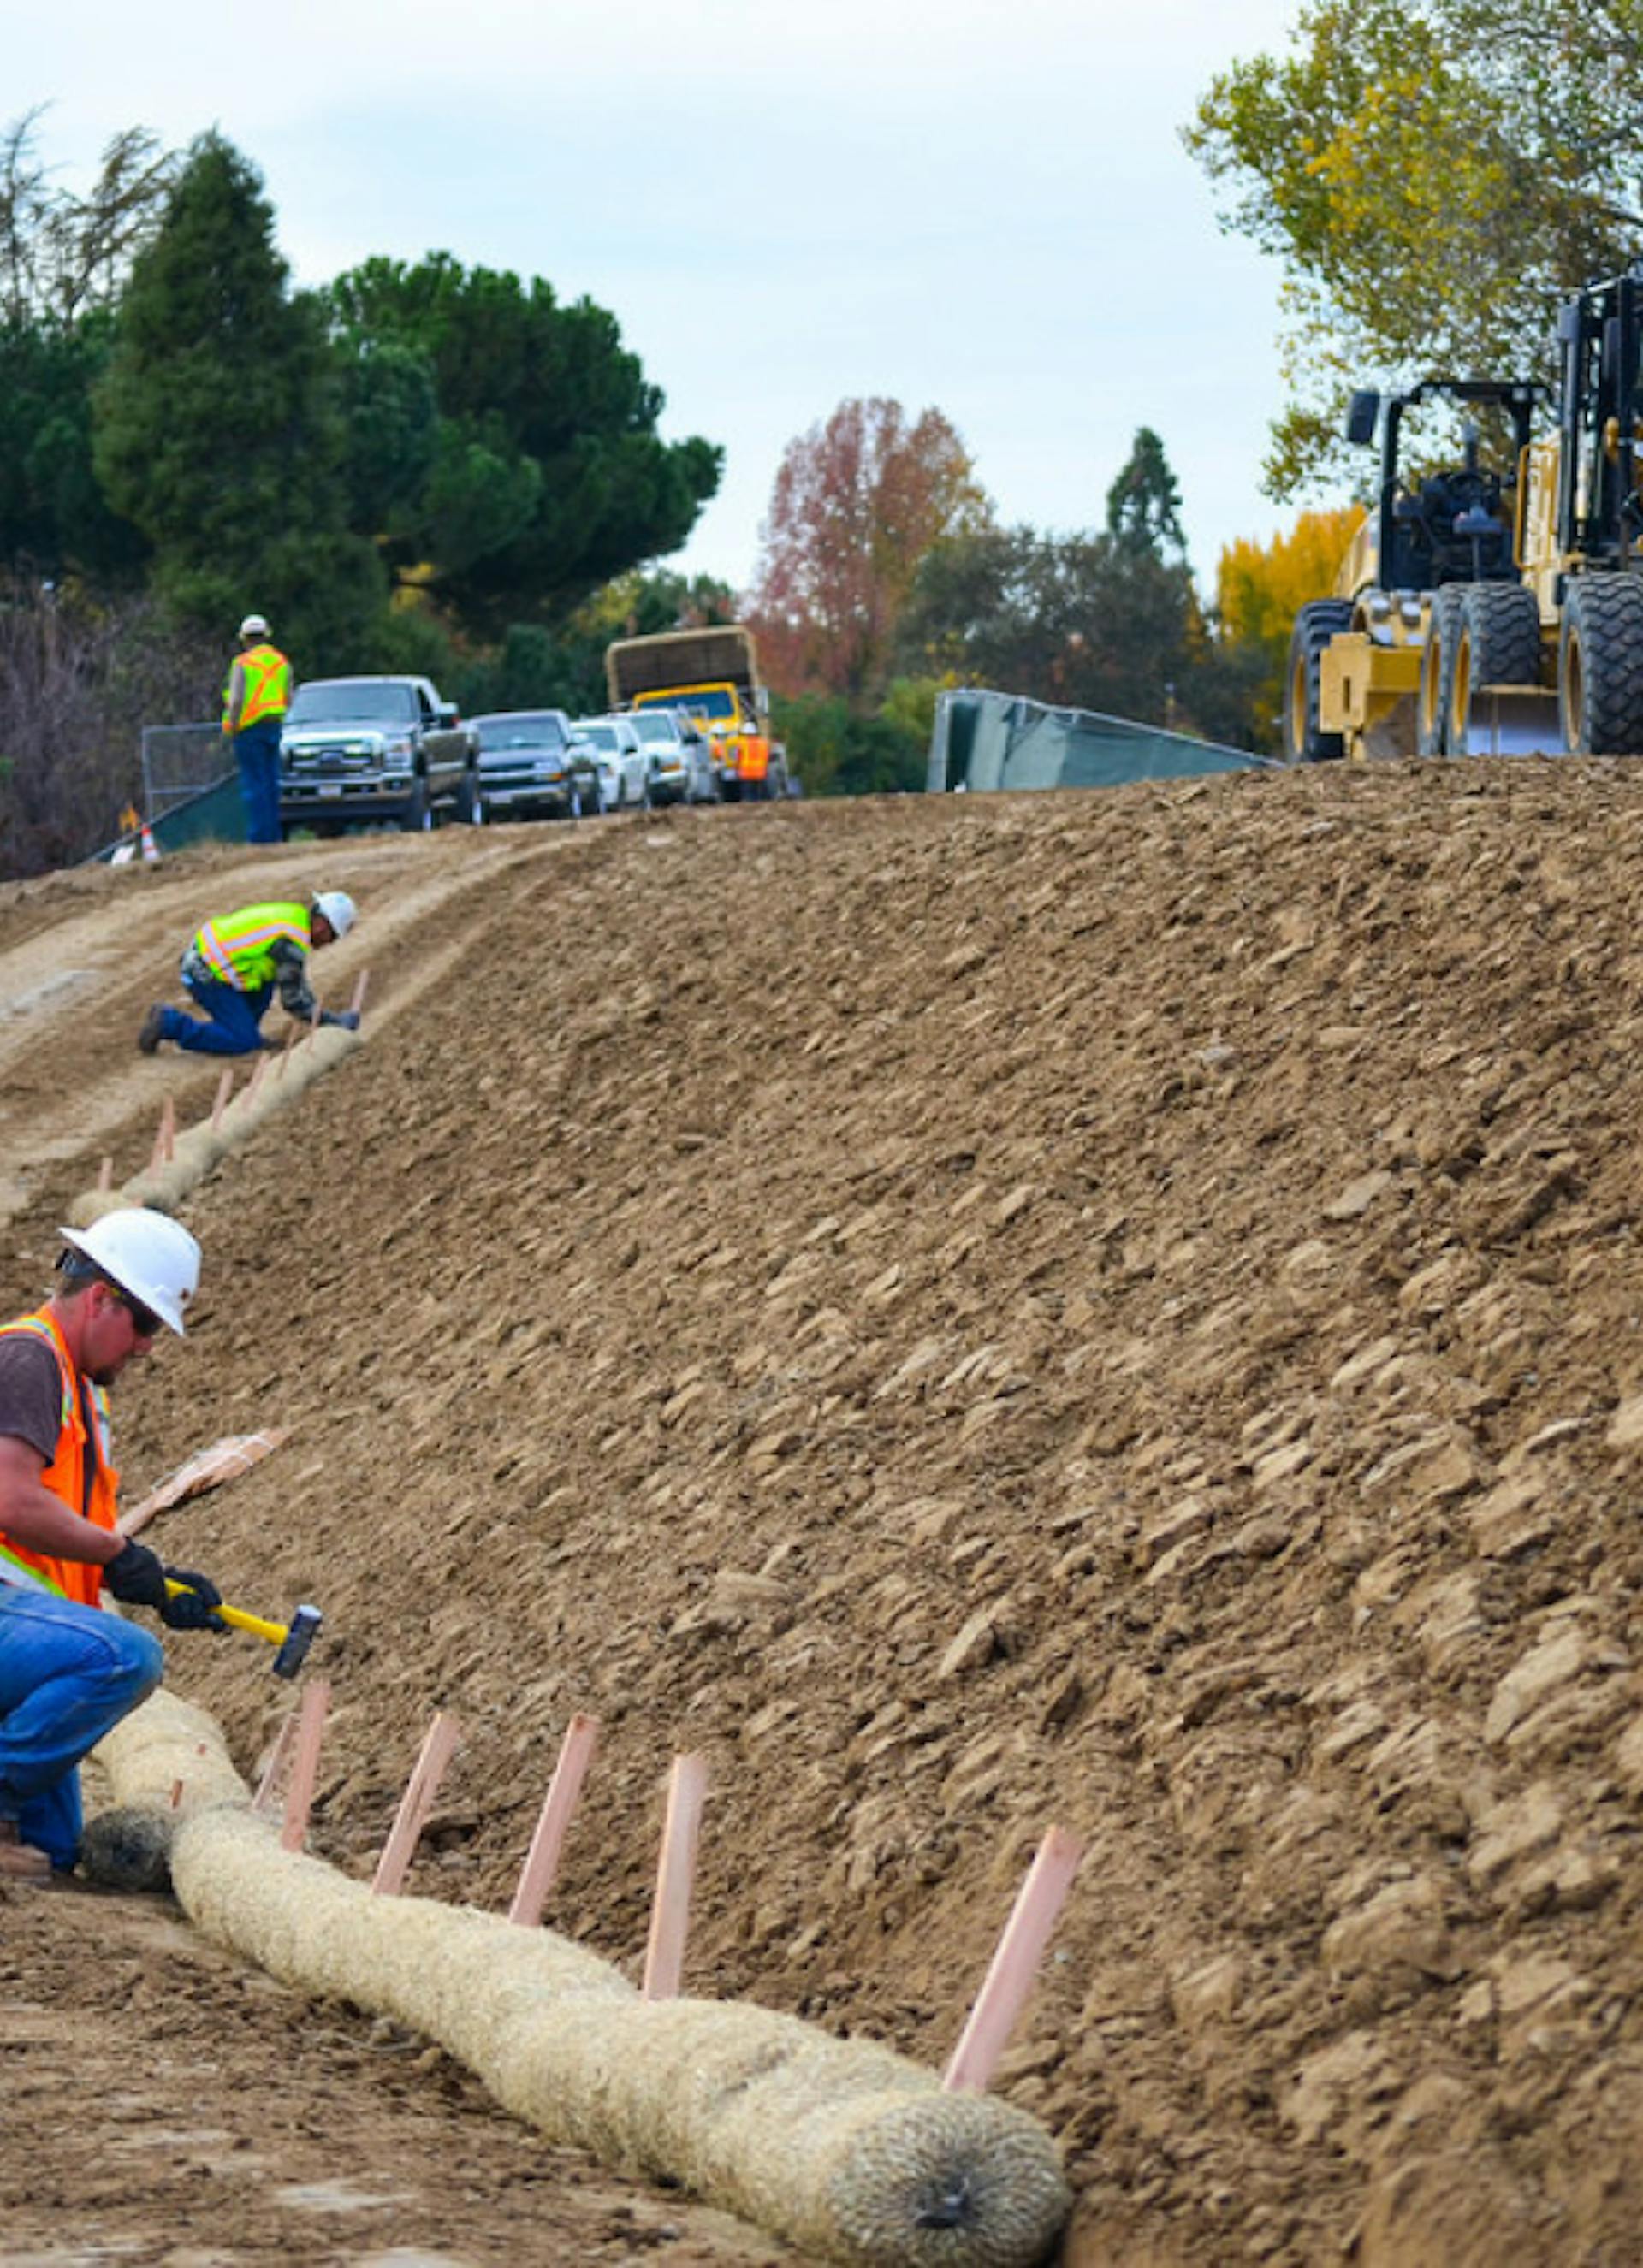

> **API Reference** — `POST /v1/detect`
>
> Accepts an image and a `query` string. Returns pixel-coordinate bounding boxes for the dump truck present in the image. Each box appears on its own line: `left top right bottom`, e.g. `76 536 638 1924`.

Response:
1288 264 1643 764
604 625 786 801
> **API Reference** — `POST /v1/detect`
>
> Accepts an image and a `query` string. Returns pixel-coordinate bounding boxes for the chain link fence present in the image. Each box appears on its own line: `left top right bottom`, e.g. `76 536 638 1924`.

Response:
141 721 233 822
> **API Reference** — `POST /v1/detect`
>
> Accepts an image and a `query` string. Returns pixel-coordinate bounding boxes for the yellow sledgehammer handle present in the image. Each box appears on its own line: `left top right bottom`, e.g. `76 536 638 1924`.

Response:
163 1578 283 1645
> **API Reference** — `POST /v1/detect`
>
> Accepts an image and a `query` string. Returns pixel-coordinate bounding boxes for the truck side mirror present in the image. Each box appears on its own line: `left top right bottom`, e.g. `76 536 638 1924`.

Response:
436 702 458 726
1344 389 1381 447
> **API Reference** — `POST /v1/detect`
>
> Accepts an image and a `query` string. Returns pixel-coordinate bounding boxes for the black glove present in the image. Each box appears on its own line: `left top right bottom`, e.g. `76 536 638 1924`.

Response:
103 1537 169 1609
323 1008 360 1032
158 1567 226 1633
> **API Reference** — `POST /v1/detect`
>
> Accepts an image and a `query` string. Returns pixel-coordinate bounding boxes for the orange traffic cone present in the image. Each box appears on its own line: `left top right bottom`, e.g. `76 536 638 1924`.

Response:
140 824 160 864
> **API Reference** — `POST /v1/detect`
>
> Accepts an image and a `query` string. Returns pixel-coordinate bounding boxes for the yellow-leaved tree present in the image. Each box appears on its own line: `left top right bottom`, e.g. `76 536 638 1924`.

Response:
1216 505 1363 748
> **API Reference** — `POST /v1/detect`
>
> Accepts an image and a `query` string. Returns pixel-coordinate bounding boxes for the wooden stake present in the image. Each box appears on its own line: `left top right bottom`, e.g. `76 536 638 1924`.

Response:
252 1712 298 1814
280 1020 301 1075
211 1068 234 1133
941 1826 1084 2095
641 1753 709 2000
149 1095 175 1172
247 1053 268 1104
371 1712 463 1897
349 968 371 1018
97 1156 113 1193
279 1678 331 1853
507 1713 601 1928
169 1778 184 1810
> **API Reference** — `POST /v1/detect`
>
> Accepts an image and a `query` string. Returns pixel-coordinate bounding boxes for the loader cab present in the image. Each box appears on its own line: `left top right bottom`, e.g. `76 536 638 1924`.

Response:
1347 377 1540 595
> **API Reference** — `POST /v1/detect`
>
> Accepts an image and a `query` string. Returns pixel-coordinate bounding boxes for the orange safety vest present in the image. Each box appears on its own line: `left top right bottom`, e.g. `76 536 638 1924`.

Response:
222 643 292 733
739 733 770 782
0 1307 119 1606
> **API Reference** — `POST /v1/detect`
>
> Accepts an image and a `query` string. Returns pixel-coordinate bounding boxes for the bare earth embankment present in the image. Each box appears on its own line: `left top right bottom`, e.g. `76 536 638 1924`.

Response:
6 761 1643 2265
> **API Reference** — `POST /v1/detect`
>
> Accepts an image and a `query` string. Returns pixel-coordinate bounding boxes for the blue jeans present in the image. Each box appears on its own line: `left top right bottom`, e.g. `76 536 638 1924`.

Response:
159 974 272 1055
234 717 284 844
0 1585 163 1868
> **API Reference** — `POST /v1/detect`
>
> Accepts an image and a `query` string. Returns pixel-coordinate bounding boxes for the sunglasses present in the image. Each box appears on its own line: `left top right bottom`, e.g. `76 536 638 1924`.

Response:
111 1288 163 1338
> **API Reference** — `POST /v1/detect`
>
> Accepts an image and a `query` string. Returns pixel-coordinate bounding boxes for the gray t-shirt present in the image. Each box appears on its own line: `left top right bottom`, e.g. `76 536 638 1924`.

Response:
0 1335 63 1465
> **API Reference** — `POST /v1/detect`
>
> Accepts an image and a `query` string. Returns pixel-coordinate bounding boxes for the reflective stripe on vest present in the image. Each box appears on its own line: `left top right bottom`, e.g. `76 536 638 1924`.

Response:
0 1308 119 1607
193 902 311 992
222 644 292 732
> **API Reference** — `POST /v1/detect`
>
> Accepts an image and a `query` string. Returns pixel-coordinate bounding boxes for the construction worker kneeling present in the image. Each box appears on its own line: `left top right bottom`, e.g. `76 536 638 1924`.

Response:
138 891 359 1057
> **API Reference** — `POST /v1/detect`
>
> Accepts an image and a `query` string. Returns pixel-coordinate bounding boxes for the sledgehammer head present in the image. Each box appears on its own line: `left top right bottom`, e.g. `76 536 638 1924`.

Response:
273 1603 323 1679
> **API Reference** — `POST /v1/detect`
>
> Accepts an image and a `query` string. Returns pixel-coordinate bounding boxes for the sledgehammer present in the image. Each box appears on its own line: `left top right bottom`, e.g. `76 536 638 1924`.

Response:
163 1583 323 1679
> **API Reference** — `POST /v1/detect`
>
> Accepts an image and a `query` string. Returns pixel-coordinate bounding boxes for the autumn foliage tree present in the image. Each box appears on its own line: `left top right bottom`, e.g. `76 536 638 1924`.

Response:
745 397 989 711
1215 504 1363 744
1187 0 1634 494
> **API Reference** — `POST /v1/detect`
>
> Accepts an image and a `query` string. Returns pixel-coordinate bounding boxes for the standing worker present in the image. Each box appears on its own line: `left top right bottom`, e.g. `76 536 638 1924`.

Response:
224 612 292 846
738 724 771 802
0 1210 226 1880
138 891 359 1057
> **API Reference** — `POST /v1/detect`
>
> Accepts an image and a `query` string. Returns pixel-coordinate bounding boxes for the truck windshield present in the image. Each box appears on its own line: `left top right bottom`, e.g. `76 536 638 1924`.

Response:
630 713 683 744
287 682 418 725
634 686 737 720
576 724 620 749
474 714 567 749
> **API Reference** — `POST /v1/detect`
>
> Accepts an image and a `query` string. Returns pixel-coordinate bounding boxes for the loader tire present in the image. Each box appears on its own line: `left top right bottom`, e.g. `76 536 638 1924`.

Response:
1560 575 1643 755
1417 586 1468 757
1448 583 1543 754
1283 600 1353 764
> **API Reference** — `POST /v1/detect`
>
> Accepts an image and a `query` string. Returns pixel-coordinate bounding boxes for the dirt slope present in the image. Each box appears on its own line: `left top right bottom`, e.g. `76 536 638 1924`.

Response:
8 764 1643 2265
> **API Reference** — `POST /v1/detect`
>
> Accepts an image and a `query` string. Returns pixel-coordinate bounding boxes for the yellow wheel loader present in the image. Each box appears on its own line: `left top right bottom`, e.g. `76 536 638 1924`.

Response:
1288 263 1643 764
1283 378 1541 764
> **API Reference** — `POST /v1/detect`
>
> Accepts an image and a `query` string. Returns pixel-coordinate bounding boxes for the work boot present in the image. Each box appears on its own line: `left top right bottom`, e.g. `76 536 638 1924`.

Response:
0 1819 51 1881
137 1004 166 1056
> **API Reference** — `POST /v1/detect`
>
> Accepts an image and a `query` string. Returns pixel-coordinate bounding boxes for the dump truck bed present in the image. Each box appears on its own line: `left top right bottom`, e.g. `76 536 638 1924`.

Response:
606 628 758 708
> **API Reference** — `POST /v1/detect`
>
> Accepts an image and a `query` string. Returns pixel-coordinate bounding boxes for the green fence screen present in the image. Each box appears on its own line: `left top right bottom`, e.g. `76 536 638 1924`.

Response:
927 689 1259 794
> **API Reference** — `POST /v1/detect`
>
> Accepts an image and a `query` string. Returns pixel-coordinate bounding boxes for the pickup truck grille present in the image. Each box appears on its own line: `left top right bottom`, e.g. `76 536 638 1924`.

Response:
285 745 377 773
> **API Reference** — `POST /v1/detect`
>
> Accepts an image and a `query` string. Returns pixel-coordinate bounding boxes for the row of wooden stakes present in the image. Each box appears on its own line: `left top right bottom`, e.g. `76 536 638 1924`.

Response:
195 1687 1086 2099
107 969 372 1189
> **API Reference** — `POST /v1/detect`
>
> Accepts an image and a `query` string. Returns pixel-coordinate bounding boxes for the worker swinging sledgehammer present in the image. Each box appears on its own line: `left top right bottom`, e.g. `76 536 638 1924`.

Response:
0 1211 228 1880
138 891 359 1057
0 1212 322 1881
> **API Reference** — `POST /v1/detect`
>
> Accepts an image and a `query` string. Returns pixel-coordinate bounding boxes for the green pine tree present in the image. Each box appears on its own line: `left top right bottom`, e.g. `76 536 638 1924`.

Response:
92 131 382 661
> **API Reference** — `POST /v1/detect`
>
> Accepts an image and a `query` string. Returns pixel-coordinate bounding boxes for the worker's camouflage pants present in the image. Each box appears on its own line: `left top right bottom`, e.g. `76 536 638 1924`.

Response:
0 1585 162 1868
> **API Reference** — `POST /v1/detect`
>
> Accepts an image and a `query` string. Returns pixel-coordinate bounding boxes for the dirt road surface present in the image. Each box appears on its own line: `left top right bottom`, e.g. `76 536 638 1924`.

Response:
6 766 1643 2264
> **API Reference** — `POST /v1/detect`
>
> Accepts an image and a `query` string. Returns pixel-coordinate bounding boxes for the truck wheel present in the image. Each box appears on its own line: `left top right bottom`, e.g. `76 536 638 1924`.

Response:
1560 575 1643 755
1448 583 1543 755
400 777 431 833
1417 586 1467 757
1283 601 1353 762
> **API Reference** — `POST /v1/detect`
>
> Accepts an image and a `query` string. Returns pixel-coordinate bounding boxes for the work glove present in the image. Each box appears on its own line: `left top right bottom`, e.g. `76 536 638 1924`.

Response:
321 1008 360 1032
157 1567 227 1634
102 1537 169 1609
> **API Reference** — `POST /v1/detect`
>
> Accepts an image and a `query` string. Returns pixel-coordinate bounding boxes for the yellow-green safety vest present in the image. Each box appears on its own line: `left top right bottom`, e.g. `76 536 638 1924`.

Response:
192 902 311 992
223 643 291 732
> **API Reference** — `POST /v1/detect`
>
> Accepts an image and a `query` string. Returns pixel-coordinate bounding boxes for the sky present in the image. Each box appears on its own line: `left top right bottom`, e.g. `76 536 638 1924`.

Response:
13 0 1307 599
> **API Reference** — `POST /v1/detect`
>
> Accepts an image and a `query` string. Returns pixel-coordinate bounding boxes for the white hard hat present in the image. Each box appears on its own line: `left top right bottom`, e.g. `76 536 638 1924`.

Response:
238 613 270 640
312 890 356 939
58 1210 201 1337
